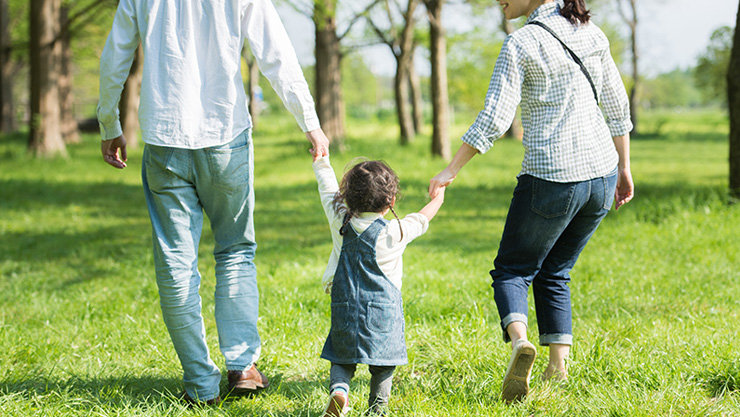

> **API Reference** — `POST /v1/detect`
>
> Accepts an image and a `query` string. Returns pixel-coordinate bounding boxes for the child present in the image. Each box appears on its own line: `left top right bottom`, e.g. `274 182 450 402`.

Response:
312 155 445 416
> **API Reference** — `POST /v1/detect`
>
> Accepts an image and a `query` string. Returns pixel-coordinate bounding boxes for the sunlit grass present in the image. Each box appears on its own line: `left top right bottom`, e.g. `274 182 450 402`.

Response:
0 110 738 416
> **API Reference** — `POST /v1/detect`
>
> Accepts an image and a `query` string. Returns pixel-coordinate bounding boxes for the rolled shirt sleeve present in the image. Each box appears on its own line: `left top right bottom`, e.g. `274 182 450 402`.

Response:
461 36 525 154
599 42 633 137
96 0 139 140
242 0 320 132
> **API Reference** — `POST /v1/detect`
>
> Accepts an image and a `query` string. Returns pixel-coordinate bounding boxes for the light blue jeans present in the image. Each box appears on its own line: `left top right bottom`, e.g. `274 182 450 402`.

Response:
142 129 259 401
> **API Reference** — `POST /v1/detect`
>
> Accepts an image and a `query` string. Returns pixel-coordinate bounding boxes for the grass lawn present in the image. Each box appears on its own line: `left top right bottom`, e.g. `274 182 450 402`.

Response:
0 110 738 416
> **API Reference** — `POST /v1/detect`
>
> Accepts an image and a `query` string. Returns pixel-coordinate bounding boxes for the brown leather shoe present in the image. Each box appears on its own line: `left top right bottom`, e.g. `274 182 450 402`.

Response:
179 391 221 407
227 364 269 395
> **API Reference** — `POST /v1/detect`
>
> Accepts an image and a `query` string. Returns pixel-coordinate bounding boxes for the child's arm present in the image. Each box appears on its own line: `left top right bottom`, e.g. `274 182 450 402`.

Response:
312 156 343 229
418 186 446 221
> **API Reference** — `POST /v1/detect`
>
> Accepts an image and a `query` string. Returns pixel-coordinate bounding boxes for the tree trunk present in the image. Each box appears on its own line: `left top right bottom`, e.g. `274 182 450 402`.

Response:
425 0 450 159
729 3 740 200
29 0 66 157
314 0 345 150
629 14 639 135
394 55 414 144
119 44 142 148
59 6 79 144
408 52 423 134
0 0 16 133
619 0 639 135
245 48 261 128
394 0 418 144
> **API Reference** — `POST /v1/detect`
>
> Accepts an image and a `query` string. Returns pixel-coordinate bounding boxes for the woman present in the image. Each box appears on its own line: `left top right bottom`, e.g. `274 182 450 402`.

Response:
428 0 634 403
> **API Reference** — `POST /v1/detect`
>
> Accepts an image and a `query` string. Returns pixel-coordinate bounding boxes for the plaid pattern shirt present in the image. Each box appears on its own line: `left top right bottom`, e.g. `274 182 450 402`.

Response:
461 2 632 182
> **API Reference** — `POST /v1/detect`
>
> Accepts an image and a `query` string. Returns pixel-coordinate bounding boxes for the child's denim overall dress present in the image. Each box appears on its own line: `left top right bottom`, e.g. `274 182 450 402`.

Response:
321 217 408 366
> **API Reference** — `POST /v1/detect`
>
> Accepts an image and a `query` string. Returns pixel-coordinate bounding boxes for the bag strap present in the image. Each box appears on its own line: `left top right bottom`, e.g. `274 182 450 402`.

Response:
527 20 598 103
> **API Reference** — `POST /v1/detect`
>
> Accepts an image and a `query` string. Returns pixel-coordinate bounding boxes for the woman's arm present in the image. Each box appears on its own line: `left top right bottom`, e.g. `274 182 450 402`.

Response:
612 134 633 209
428 143 478 199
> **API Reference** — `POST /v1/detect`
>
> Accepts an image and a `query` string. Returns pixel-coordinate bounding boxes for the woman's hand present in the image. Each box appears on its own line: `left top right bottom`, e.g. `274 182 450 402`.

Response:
428 143 479 199
614 167 634 209
429 169 456 199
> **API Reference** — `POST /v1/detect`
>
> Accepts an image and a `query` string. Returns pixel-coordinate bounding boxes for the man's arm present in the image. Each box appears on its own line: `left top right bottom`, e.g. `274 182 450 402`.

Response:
242 0 321 134
97 0 139 168
97 0 139 141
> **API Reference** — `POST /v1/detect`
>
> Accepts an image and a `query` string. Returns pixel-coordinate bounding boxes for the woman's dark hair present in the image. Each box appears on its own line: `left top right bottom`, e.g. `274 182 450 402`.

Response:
333 159 403 239
560 0 590 25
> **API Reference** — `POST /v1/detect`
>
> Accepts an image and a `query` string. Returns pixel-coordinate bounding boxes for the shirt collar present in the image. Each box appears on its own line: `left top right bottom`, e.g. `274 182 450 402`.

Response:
526 1 560 24
358 212 383 220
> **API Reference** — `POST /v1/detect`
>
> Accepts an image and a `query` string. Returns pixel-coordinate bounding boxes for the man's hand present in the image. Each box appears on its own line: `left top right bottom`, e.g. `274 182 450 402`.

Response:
101 135 128 169
305 128 330 161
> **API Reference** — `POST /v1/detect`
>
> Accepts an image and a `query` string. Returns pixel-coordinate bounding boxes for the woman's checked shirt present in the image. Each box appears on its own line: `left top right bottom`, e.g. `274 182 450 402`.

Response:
461 2 632 183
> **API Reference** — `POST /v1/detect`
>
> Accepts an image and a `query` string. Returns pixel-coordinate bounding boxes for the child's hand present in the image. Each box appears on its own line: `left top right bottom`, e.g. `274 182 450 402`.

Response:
306 129 330 161
432 185 446 201
419 185 445 221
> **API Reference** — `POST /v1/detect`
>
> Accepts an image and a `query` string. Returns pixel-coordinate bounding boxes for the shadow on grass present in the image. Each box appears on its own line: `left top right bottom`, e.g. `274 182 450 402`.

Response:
0 178 149 291
0 374 182 408
624 181 731 224
698 359 740 398
0 178 145 214
0 372 335 416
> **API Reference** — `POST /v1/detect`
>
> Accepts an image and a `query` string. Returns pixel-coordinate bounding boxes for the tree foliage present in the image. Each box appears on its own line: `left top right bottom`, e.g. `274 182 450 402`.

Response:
695 25 734 105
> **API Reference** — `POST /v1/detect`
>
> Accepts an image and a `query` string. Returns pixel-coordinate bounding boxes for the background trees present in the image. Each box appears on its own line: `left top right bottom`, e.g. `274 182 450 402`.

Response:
0 0 735 184
729 2 740 200
365 0 420 145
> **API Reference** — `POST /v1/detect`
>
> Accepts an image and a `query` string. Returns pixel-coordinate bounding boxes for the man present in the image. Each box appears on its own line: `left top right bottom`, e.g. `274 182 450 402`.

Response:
97 0 329 404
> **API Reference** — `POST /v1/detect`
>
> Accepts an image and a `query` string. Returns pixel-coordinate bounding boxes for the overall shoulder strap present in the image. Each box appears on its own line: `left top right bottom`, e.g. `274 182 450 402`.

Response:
528 20 599 103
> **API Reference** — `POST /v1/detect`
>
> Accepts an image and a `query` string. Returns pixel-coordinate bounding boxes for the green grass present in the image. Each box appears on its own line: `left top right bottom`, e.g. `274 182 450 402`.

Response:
1 110 738 416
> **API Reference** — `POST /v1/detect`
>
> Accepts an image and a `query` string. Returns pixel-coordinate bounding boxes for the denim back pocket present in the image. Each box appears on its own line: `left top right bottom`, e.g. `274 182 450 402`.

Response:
602 169 618 210
204 133 251 193
530 177 576 219
143 145 176 192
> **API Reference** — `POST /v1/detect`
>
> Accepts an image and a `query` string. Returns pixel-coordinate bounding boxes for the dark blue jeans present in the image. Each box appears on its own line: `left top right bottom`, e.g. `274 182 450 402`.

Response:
491 169 617 346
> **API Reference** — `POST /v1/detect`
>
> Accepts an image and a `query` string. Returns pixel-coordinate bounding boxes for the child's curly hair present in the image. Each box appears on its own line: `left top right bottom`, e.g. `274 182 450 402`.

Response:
332 159 404 239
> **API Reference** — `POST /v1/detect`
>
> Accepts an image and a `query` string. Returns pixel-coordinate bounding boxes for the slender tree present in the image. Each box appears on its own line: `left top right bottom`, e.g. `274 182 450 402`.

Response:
59 5 79 144
366 0 420 145
729 2 740 200
617 0 639 134
0 0 16 133
29 0 66 156
285 0 380 150
408 44 423 133
422 0 450 159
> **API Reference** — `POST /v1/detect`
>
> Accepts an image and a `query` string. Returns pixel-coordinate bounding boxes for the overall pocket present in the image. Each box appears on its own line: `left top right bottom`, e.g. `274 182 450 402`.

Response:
366 302 396 334
530 177 576 219
330 302 355 353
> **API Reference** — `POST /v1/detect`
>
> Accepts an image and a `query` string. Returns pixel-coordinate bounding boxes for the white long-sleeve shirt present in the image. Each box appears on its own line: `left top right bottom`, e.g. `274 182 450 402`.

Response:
313 157 429 293
97 0 320 148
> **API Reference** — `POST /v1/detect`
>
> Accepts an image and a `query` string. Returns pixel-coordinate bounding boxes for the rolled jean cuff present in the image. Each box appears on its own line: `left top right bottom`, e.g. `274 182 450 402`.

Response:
500 313 528 343
539 333 573 346
226 364 253 372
